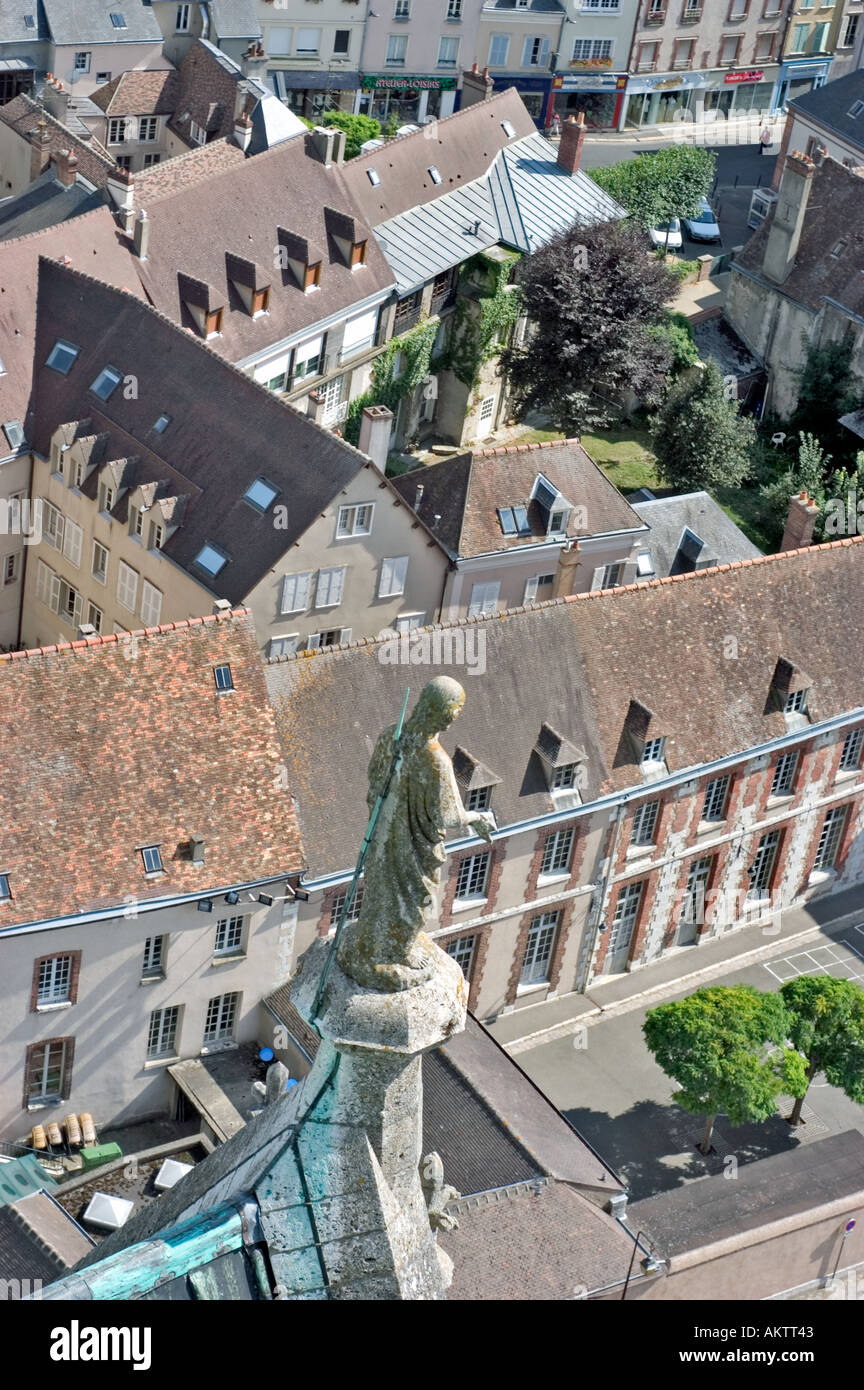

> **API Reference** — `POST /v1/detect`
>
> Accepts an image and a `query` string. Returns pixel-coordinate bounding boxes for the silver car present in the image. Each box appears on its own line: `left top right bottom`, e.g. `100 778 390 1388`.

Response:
683 197 721 243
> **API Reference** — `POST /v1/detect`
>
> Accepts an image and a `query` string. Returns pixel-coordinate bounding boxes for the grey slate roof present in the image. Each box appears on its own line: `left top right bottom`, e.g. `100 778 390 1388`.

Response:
631 491 762 579
0 0 49 43
0 1191 94 1290
0 167 105 241
788 70 864 153
208 0 261 41
41 0 163 45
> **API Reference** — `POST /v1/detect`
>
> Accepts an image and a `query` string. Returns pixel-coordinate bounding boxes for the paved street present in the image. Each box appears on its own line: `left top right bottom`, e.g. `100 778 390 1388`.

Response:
516 920 864 1203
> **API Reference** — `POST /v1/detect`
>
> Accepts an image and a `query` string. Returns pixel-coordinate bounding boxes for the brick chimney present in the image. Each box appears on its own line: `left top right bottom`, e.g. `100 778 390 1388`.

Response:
53 149 78 188
460 63 494 108
106 163 134 218
762 151 816 285
558 113 586 176
240 40 268 81
780 491 820 551
28 119 52 181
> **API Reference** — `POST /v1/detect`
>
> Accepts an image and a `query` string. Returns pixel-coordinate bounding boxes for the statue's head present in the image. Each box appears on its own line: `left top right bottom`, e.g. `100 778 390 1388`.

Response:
413 676 466 736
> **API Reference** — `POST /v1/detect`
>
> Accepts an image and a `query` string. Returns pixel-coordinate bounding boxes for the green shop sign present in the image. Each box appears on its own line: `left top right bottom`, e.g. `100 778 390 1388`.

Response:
361 74 457 92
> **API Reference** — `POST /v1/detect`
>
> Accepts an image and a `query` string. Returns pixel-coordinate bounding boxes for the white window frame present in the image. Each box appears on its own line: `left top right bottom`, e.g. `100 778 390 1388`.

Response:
138 116 158 143
268 633 299 659
520 911 559 986
467 581 499 618
142 935 165 979
438 36 460 66
336 503 374 538
37 955 72 1007
203 992 239 1044
813 806 846 871
74 52 91 73
770 751 798 798
701 775 729 822
296 26 321 56
28 1039 69 1105
280 571 312 615
378 556 408 599
455 851 490 901
214 915 246 958
315 566 346 609
386 34 408 63
140 579 163 627
630 800 659 847
445 933 475 979
147 1005 179 1059
117 560 139 613
541 826 574 876
175 3 190 32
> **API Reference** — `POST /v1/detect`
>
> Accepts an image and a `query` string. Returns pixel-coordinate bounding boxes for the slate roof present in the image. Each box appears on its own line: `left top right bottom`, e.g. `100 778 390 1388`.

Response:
483 0 563 10
393 439 646 559
787 70 864 153
0 0 49 43
265 536 864 875
0 166 105 242
630 1130 864 1260
40 0 163 46
0 609 304 928
0 1192 93 1289
28 258 376 604
208 0 261 40
90 69 180 116
734 157 864 317
130 131 394 363
631 491 762 579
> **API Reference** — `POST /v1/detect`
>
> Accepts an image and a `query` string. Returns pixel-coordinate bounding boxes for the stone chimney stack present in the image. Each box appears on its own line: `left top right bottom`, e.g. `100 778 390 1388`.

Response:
358 405 393 472
762 151 816 285
460 63 494 108
233 110 252 153
780 491 820 551
308 124 345 167
133 207 150 260
106 163 134 218
557 113 586 175
553 539 581 598
28 119 53 181
239 39 267 80
52 149 78 188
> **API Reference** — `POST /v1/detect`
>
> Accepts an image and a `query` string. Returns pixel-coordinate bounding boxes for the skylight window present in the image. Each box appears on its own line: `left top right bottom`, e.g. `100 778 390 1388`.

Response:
24 15 35 28
90 366 122 401
0 358 6 375
141 845 163 875
367 168 381 186
110 12 126 27
46 340 80 375
193 543 229 577
428 166 442 184
848 101 864 119
213 664 234 692
497 505 530 536
636 551 655 577
243 477 279 513
831 241 847 258
501 120 516 138
152 414 171 434
0 873 10 901
3 421 24 450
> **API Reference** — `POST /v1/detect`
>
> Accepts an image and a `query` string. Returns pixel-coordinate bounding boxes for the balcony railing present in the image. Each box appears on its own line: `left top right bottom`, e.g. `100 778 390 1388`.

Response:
680 4 701 21
430 286 457 317
637 58 658 71
644 6 667 25
393 299 423 334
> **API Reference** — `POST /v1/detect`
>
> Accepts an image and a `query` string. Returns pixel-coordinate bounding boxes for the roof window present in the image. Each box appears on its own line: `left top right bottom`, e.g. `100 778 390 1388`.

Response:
46 340 79 375
213 664 234 692
3 421 24 450
501 120 516 138
428 166 442 184
497 505 530 536
140 845 163 875
0 873 10 901
367 168 381 186
90 366 122 401
110 12 126 28
153 414 171 434
243 477 279 513
193 543 229 577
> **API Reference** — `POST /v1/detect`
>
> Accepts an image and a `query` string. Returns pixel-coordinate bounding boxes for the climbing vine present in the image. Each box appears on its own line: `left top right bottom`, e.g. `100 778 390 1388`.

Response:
344 317 438 447
432 250 522 388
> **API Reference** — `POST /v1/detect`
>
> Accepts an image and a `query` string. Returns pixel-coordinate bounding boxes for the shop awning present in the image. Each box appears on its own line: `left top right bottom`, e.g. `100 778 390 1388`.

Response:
269 69 359 93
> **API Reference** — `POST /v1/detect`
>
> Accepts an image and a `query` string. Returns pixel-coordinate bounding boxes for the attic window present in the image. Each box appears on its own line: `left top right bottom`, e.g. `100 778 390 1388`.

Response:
636 551 655 577
243 477 279 513
153 414 171 434
367 169 381 186
3 421 24 450
497 505 530 536
552 764 578 791
213 664 234 692
304 261 322 291
0 873 10 901
140 845 163 875
0 358 5 374
90 366 122 400
24 14 34 27
466 785 492 812
848 101 864 119
109 12 127 27
351 240 368 268
831 241 847 258
252 287 270 315
193 543 229 577
501 120 516 138
205 308 223 337
784 688 808 715
428 166 442 184
46 340 80 375
642 736 666 765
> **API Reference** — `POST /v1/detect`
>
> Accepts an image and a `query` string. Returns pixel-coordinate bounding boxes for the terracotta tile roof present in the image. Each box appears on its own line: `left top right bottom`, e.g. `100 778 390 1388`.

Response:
127 131 394 361
265 538 864 874
735 157 864 316
393 440 645 559
341 89 538 227
0 93 116 189
133 138 245 198
90 70 180 117
0 611 304 929
28 259 371 603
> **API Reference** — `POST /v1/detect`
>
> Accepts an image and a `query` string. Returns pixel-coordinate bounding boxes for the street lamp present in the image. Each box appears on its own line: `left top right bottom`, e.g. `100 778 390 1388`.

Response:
621 1230 665 1300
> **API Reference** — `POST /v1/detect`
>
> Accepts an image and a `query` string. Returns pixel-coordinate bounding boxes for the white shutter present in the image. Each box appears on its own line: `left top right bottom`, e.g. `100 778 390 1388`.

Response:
306 633 321 651
468 581 499 617
49 572 61 614
590 566 606 591
280 571 311 614
524 577 539 604
117 560 139 612
62 519 82 568
539 37 550 66
339 628 352 644
72 591 83 629
316 567 345 607
522 35 534 65
379 556 408 598
254 352 291 385
341 308 378 352
140 580 163 627
269 635 299 658
36 559 52 606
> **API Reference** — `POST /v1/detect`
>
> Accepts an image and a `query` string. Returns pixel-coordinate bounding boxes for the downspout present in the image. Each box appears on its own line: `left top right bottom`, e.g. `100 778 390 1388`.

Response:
14 446 34 650
577 794 627 994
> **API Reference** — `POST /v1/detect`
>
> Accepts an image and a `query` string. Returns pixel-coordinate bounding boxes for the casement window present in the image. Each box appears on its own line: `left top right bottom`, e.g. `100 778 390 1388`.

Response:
386 34 408 63
148 520 164 550
701 774 730 822
35 953 78 1008
147 1005 179 1059
117 560 139 612
176 3 190 32
268 634 299 659
320 373 346 425
350 241 367 269
189 120 206 145
35 559 55 609
552 763 578 791
582 0 620 8
333 29 351 56
129 504 144 540
141 844 163 875
108 117 127 144
642 736 666 766
71 457 86 489
728 0 749 18
142 936 165 980
140 580 162 628
438 36 459 66
523 574 555 604
315 566 346 608
42 500 64 550
336 503 373 538
813 806 848 872
784 688 808 714
572 38 614 62
74 52 91 72
331 880 364 928
445 934 475 979
205 308 223 337
637 40 659 70
790 23 809 52
466 785 492 812
447 0 463 16
143 153 160 168
842 14 859 47
673 38 695 67
214 915 245 957
204 992 239 1044
26 1038 73 1106
719 35 742 64
521 911 559 986
98 482 115 514
378 556 408 599
395 0 410 14
86 602 103 634
213 664 234 692
541 826 574 876
754 31 777 60
839 729 864 773
770 751 798 797
306 629 351 650
522 36 551 67
811 22 830 52
489 33 510 66
591 563 623 590
139 117 158 143
4 552 19 585
455 851 490 900
57 580 83 629
395 613 424 634
467 581 499 618
630 800 659 847
280 572 312 616
680 856 713 926
747 830 781 900
609 881 643 956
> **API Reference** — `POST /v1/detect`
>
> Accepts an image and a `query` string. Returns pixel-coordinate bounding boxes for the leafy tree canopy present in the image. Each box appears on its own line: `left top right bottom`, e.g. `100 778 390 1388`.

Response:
652 359 756 492
592 146 716 232
780 975 864 1124
789 339 859 463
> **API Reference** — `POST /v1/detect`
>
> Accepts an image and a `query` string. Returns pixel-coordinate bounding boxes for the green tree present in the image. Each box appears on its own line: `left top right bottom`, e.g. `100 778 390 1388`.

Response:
315 110 382 160
647 311 700 376
592 146 716 239
643 985 807 1154
652 360 756 492
790 339 859 463
501 219 679 434
780 976 864 1126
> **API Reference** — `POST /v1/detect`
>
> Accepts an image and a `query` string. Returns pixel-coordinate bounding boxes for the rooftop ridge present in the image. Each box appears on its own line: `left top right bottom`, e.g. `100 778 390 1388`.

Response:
0 607 253 664
347 87 529 167
138 129 328 210
0 198 124 255
264 535 864 667
472 437 582 458
0 92 116 172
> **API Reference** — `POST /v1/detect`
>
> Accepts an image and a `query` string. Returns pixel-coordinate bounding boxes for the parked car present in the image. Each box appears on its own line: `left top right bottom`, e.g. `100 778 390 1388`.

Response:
683 198 721 243
648 217 682 251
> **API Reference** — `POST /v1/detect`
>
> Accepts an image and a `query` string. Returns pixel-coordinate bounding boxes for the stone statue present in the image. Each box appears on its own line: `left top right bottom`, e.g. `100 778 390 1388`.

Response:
420 1152 460 1232
337 676 494 993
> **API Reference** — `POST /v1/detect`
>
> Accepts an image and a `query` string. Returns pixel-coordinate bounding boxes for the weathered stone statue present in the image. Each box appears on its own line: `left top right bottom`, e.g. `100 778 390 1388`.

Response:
338 676 494 993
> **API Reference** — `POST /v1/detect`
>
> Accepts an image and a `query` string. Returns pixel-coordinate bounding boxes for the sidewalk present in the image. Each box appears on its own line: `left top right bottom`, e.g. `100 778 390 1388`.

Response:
487 882 864 1054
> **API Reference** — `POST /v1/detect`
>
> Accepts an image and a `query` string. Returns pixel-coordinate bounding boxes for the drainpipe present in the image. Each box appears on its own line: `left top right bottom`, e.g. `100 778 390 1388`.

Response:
578 794 627 993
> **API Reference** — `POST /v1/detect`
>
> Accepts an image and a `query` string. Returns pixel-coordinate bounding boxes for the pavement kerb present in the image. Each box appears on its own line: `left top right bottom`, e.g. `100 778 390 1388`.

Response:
501 908 864 1056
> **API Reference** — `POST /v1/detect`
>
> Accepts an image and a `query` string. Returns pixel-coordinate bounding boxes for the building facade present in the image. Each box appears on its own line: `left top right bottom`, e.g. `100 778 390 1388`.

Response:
258 0 369 119
552 0 638 129
476 0 564 125
357 0 485 125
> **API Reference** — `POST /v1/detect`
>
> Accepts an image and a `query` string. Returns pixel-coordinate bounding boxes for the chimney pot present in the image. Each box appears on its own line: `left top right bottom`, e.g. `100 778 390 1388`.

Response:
53 149 78 187
358 405 393 472
557 114 586 175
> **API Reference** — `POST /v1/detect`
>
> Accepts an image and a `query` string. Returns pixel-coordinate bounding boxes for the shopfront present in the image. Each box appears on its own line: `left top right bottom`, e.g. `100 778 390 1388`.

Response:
480 74 554 127
552 72 627 130
268 70 360 119
623 68 779 130
775 57 831 112
356 75 457 126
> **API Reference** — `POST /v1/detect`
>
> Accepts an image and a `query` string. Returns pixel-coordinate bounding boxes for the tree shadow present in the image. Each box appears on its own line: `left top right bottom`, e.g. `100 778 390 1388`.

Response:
565 1098 803 1201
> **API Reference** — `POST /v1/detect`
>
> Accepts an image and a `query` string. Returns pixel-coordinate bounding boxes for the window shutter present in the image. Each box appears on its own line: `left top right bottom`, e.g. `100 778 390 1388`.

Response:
141 580 162 627
36 559 51 606
521 35 533 65
306 633 321 651
316 567 344 607
49 573 61 613
339 628 352 644
590 566 606 591
331 567 345 605
539 37 550 66
72 591 83 629
62 519 82 568
524 577 539 604
281 572 310 614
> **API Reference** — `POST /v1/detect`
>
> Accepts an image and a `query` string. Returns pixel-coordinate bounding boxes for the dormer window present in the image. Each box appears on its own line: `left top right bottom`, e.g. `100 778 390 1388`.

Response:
148 520 164 550
90 366 122 401
351 240 367 268
72 457 86 488
129 505 145 539
552 764 578 791
531 473 571 536
784 688 808 715
252 287 270 315
453 746 501 815
304 262 321 291
642 736 666 765
205 308 223 337
466 785 492 812
98 483 115 514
